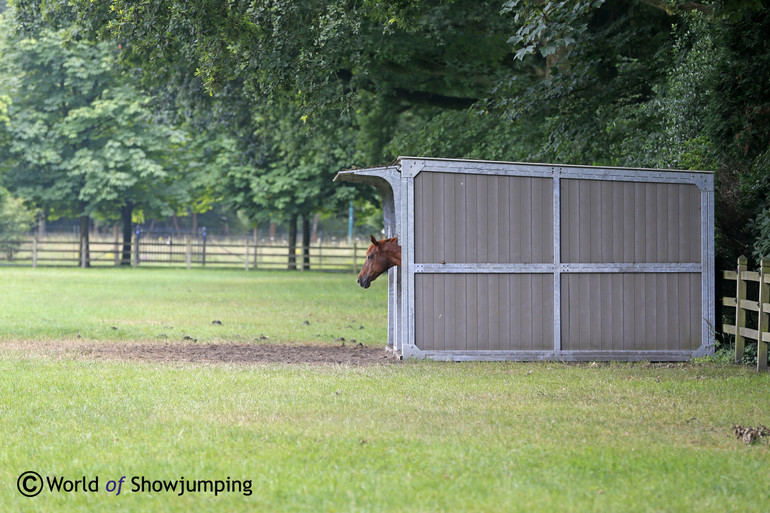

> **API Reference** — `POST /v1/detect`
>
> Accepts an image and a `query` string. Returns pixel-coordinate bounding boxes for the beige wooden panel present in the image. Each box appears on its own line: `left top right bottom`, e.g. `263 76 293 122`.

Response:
561 180 701 263
415 274 553 351
561 273 702 351
414 172 553 263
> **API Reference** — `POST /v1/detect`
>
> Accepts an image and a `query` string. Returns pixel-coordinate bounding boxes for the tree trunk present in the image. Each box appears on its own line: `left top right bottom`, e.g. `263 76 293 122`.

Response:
172 213 181 234
311 213 320 244
113 223 120 266
287 215 298 270
37 211 46 238
121 203 133 266
302 214 311 270
79 215 90 268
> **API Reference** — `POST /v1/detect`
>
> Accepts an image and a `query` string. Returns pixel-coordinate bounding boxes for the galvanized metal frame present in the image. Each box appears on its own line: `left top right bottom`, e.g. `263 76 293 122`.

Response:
335 157 715 361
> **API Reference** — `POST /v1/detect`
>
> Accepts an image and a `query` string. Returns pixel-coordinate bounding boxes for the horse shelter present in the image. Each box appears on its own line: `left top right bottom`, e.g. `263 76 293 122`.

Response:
335 157 715 361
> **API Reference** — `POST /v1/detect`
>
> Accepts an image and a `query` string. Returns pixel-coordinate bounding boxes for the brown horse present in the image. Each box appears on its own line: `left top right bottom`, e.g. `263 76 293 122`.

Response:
357 235 401 289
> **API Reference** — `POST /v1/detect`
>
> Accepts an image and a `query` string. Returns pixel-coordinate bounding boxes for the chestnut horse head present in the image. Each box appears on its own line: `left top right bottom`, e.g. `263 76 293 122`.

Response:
357 235 401 289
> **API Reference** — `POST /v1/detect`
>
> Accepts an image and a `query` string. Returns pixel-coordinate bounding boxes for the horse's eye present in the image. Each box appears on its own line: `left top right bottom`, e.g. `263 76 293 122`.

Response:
367 254 374 260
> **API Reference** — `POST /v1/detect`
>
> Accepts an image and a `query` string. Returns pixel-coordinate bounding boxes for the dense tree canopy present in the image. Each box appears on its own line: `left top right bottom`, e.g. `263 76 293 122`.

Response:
1 0 770 269
0 9 203 263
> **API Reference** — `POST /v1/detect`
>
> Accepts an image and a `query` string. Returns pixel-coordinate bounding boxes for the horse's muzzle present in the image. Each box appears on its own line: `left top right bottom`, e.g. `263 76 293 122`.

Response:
357 276 371 289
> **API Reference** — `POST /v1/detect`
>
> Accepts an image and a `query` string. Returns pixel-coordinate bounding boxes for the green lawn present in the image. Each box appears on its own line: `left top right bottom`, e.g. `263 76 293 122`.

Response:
0 268 768 512
0 267 388 345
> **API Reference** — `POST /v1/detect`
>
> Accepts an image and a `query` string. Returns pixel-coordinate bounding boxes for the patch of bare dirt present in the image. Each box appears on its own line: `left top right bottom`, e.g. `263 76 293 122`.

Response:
66 341 399 366
1 338 397 366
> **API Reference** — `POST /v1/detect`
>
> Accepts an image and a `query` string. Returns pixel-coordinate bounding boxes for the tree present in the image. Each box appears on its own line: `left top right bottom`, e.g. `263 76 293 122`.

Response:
216 102 362 269
59 1 527 267
24 0 770 268
0 8 196 265
0 186 34 260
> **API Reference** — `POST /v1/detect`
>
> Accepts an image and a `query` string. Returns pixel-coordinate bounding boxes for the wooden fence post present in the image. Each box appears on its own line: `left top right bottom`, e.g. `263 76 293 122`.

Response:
245 240 250 271
758 258 769 371
80 238 87 268
185 238 192 270
32 237 38 268
113 228 120 267
734 255 748 364
353 242 358 272
132 235 138 267
202 234 207 267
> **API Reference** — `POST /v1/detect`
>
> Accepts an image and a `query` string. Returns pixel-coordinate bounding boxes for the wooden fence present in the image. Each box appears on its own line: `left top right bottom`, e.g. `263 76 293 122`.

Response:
0 236 367 272
722 256 769 371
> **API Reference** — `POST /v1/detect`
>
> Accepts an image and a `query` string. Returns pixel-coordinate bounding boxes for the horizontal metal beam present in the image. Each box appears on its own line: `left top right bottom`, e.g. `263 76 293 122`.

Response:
559 263 702 273
413 262 702 274
417 350 701 362
413 263 554 273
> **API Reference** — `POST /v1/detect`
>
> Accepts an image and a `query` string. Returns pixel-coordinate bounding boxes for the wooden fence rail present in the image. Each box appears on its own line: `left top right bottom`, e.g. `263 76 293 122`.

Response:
0 237 367 273
722 255 769 371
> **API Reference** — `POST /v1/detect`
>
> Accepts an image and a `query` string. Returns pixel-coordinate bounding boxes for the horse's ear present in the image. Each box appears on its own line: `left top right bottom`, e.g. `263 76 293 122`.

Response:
370 234 379 246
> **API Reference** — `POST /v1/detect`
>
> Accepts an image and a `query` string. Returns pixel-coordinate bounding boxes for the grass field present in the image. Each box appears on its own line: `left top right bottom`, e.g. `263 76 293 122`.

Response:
1 268 769 512
0 267 387 345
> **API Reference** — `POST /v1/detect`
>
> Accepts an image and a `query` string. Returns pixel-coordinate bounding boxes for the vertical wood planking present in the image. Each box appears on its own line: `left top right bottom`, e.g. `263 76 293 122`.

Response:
521 177 533 262
488 175 500 262
411 166 707 357
499 270 511 351
477 174 489 264
600 181 613 265
668 183 680 262
561 179 701 263
689 184 700 262
560 273 701 351
432 273 444 351
488 274 500 350
561 179 572 265
414 274 553 351
415 274 430 350
498 176 509 262
624 182 636 263
465 273 478 350
589 180 601 262
466 174 478 263
413 172 552 264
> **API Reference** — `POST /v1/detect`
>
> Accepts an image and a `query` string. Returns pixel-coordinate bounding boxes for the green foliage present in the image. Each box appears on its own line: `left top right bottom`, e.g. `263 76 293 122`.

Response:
0 186 34 259
747 149 770 261
0 7 207 229
4 0 770 263
493 2 678 165
386 106 533 161
503 0 606 61
648 17 718 170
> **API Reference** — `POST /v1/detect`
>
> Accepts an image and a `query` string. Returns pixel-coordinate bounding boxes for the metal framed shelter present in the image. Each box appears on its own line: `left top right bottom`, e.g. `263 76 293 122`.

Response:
335 157 715 361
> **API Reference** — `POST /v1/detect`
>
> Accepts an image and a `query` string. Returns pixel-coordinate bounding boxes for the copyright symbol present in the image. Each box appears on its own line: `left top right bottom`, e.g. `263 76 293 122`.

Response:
17 471 43 497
